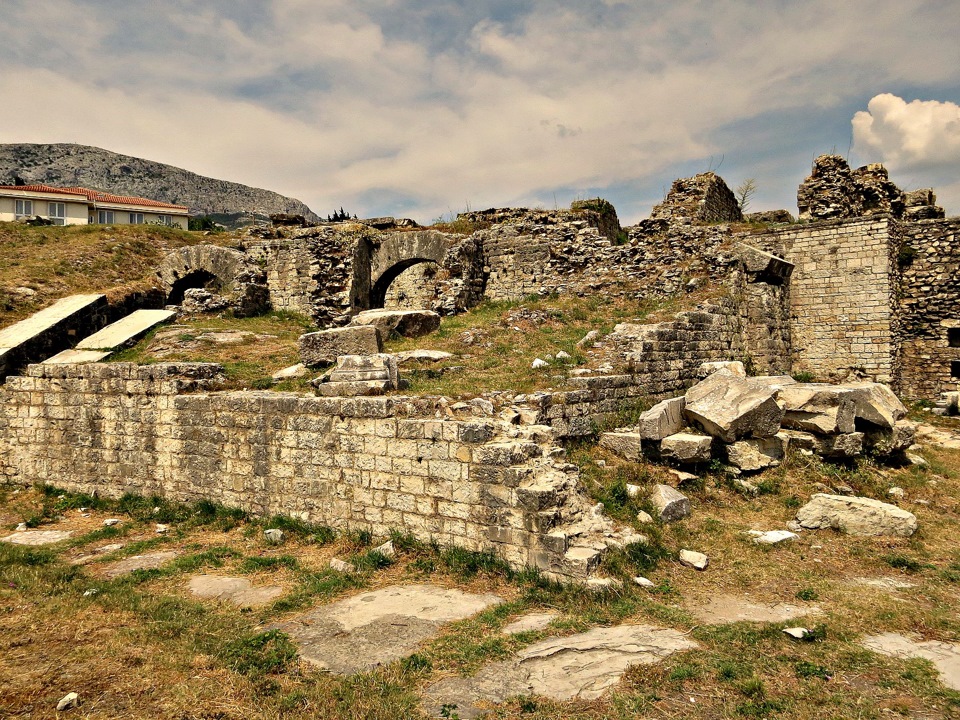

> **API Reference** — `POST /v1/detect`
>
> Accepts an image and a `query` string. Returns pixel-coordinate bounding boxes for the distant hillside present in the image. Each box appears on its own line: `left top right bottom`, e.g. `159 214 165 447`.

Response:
0 143 319 227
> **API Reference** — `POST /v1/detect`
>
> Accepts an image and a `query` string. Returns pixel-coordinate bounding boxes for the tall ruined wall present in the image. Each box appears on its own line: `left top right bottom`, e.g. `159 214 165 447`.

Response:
0 363 637 580
766 217 899 385
898 218 960 399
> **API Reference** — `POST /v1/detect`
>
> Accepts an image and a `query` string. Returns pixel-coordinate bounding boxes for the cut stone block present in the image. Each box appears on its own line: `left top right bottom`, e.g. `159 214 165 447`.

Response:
188 575 284 607
777 428 817 450
349 309 441 338
697 360 745 378
780 383 858 434
660 432 713 464
684 369 784 442
815 432 864 458
845 382 907 429
726 436 786 472
599 431 644 461
299 326 382 366
634 397 686 440
649 484 690 523
864 420 918 456
795 493 918 536
77 309 177 350
43 349 112 364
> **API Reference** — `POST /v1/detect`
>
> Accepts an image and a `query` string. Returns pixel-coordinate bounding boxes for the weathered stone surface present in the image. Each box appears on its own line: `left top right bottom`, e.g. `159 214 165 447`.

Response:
747 530 798 545
649 484 690 523
349 309 441 338
43 349 112 364
814 432 864 458
272 363 307 380
777 429 817 450
660 432 712 463
299 326 382 366
392 349 453 365
599 431 644 461
863 633 960 691
317 353 399 397
845 382 906 429
502 612 557 635
726 436 786 472
864 420 917 456
795 493 918 536
697 360 745 378
684 370 784 442
690 594 819 624
103 551 179 578
188 575 283 607
421 624 698 717
634 397 686 440
679 549 709 570
1 529 73 545
780 383 858 434
77 309 177 350
273 584 502 674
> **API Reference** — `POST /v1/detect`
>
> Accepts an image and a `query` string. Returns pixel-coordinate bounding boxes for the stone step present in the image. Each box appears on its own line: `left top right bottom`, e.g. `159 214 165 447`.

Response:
0 294 107 378
76 309 177 350
43 349 112 365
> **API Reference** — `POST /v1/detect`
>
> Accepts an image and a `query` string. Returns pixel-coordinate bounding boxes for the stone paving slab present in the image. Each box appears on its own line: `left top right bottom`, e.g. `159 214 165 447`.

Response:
103 551 180 578
189 575 283 607
502 612 558 635
421 625 698 718
863 633 960 690
689 594 822 624
77 309 177 350
43 349 112 364
0 294 105 349
273 584 502 675
1 530 73 545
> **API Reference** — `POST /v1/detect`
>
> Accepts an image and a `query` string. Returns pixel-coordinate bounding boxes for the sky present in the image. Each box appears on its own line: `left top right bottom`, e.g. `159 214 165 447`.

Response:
2 1 959 224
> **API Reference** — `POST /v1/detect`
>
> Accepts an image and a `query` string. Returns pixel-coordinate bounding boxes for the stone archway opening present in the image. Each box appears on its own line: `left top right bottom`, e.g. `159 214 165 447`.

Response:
370 257 441 309
380 260 442 310
167 269 223 305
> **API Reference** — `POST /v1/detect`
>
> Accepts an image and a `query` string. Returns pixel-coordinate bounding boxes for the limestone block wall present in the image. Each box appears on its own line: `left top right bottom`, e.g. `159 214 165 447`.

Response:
770 217 899 385
0 363 624 580
898 218 960 399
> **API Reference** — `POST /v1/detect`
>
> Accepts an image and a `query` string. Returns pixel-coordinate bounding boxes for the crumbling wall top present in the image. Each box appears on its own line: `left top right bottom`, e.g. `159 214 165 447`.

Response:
649 172 743 225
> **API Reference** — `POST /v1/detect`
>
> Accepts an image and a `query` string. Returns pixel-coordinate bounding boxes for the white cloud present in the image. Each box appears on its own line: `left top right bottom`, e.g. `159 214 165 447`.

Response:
0 2 959 222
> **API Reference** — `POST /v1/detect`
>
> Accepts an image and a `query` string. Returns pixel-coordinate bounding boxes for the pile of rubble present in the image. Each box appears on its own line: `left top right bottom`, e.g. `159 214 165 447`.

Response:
601 361 915 473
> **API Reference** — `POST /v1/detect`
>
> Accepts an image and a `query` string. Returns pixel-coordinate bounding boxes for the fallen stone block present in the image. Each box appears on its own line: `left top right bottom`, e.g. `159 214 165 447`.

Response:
780 383 857 434
299 326 382 366
845 382 907 430
864 420 918 456
634 397 686 440
726 436 786 472
777 428 817 450
348 309 441 338
660 432 713 464
697 360 745 378
795 493 918 536
679 549 709 570
650 484 690 523
684 369 784 442
815 432 864 458
599 431 644 461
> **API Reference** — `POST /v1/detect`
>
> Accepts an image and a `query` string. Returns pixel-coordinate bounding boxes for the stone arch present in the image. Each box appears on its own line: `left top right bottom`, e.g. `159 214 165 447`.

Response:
366 231 452 310
158 244 269 316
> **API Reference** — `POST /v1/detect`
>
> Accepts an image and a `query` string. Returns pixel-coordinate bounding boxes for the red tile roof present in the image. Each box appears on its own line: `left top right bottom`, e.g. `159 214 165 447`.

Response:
0 183 189 212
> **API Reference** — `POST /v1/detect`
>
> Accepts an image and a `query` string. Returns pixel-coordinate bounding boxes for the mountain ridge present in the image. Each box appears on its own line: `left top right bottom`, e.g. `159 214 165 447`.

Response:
0 143 319 226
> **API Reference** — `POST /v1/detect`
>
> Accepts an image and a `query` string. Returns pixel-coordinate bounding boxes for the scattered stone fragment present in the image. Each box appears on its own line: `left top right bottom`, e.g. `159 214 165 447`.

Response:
691 595 820 624
56 692 79 711
854 577 916 591
726 436 786 471
531 358 549 369
783 627 810 639
502 612 557 635
679 549 708 570
650 484 690 523
264 528 285 544
795 493 918 536
188 576 283 607
697 360 746 378
329 558 356 573
82 589 98 597
748 530 798 545
373 540 395 558
624 483 642 499
1 530 73 546
556 351 572 361
103 519 120 527
862 633 960 691
155 524 169 534
684 369 784 442
103 551 179 579
272 363 307 380
786 520 803 533
887 487 905 499
586 577 623 591
420 624 698 716
636 511 654 525
576 330 600 348
348 309 441 338
15 522 26 532
274 584 502 675
393 349 453 365
732 477 759 495
660 432 712 464
906 453 927 467
633 576 656 588
599 431 643 461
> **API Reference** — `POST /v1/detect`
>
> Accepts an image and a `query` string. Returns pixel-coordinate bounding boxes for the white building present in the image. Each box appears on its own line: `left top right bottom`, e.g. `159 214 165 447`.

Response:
0 184 190 228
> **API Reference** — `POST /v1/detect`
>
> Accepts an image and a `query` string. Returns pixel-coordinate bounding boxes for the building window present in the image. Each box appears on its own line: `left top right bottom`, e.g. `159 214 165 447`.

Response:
157 214 170 226
48 202 66 226
98 210 114 224
129 212 144 224
15 199 33 218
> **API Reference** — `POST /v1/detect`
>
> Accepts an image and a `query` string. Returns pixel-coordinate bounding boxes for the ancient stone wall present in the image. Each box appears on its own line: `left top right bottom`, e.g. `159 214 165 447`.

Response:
764 217 899 385
0 363 637 580
649 172 742 224
898 218 960 399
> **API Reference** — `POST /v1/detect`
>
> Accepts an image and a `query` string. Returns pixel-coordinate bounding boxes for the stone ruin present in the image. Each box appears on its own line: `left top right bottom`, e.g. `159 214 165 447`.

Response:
1 155 958 582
